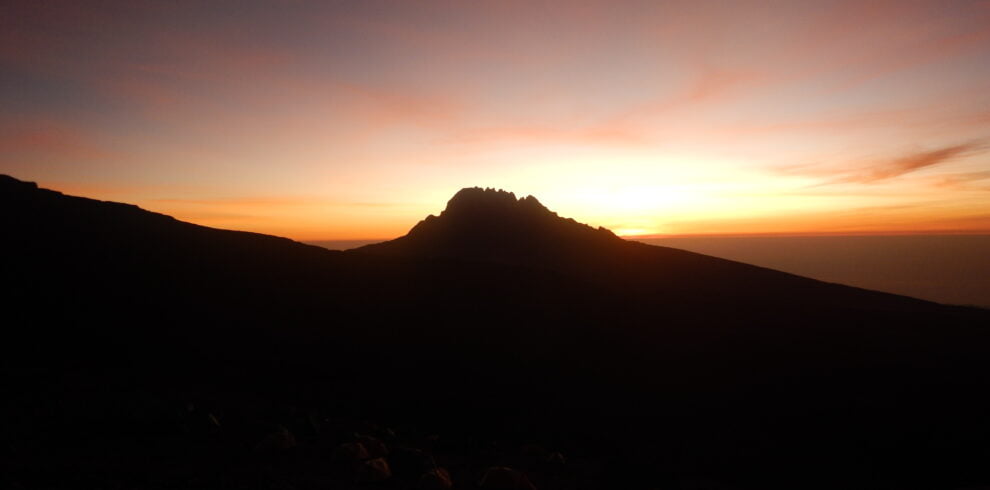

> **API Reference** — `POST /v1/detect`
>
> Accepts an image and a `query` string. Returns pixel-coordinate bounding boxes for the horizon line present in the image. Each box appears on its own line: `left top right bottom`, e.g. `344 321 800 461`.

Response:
8 174 990 243
303 228 990 244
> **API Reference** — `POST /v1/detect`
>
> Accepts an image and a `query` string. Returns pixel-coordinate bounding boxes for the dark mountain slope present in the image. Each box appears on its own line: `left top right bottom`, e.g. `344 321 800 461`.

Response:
3 174 349 365
355 187 951 312
3 175 987 394
3 175 990 489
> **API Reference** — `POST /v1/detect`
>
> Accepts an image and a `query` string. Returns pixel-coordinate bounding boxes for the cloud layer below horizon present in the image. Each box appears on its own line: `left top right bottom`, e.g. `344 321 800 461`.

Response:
2 0 989 238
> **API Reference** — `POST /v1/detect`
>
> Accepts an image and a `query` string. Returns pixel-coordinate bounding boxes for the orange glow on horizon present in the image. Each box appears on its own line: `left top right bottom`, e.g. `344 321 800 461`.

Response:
3 1 989 240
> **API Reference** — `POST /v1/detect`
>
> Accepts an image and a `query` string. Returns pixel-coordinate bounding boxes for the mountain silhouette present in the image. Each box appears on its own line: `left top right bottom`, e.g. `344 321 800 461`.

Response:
358 186 621 262
355 187 622 266
3 174 990 489
356 186 946 312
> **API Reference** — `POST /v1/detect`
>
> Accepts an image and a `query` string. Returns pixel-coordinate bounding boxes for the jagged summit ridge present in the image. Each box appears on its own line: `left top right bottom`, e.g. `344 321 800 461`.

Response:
440 187 552 219
402 186 618 242
358 186 622 263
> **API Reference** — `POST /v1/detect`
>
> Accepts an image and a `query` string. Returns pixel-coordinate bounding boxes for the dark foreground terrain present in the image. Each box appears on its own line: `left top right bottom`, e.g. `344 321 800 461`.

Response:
3 174 989 489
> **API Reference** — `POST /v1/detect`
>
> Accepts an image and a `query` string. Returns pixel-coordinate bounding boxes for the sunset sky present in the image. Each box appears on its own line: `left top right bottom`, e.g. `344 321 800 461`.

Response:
2 0 989 240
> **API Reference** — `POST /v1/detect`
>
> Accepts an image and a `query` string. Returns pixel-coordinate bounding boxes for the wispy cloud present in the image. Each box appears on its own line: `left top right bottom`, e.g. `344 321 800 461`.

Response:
0 122 117 161
334 83 466 128
933 170 990 191
4 1 990 239
828 142 986 184
767 140 989 189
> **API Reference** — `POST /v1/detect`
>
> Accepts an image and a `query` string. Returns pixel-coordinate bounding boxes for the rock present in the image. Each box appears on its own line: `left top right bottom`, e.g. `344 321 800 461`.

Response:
419 467 453 489
357 457 392 483
356 433 389 458
331 441 369 462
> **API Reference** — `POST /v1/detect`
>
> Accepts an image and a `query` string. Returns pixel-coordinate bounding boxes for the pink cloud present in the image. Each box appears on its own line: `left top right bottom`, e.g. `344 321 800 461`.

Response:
932 170 990 191
334 83 466 127
828 142 987 184
0 122 116 161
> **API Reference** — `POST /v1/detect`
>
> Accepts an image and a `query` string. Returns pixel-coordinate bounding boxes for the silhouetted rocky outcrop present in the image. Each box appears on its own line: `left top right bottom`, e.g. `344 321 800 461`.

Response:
356 186 620 267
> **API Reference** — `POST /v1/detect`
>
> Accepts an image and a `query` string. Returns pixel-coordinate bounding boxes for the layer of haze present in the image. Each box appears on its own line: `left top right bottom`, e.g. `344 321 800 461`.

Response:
2 1 990 239
640 234 990 308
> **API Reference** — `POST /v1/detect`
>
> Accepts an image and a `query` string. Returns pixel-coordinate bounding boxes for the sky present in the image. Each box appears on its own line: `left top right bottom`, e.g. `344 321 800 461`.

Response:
2 0 990 240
